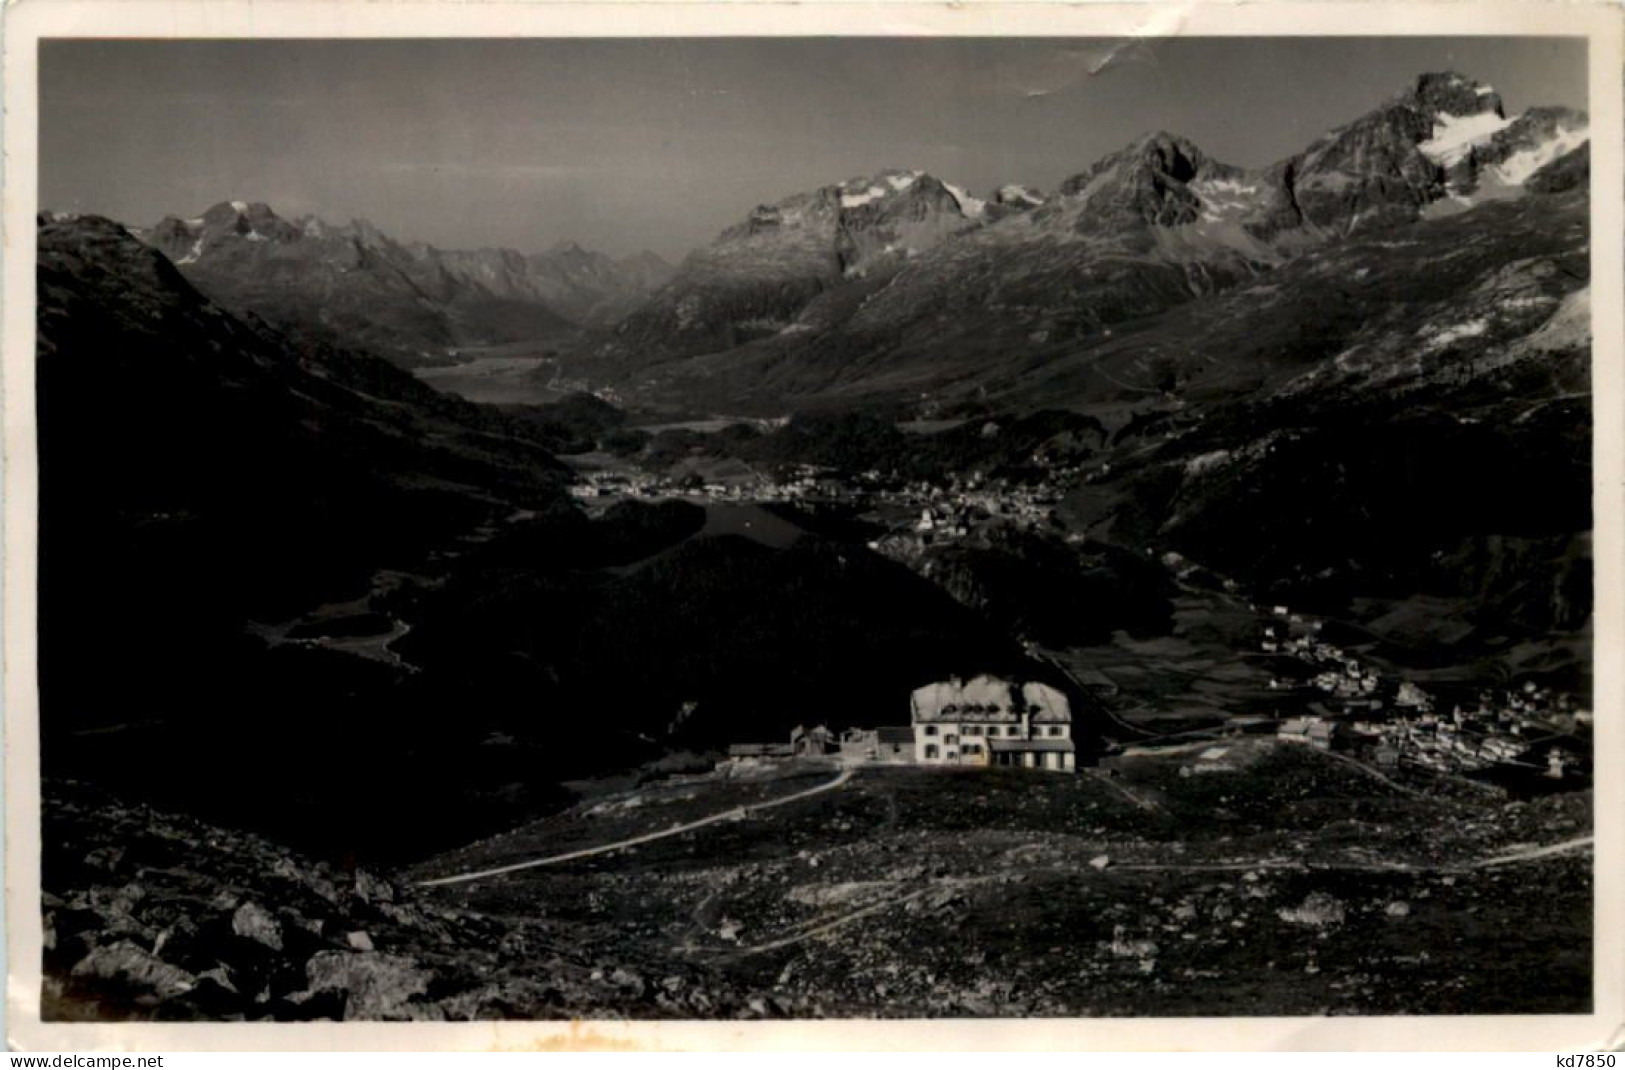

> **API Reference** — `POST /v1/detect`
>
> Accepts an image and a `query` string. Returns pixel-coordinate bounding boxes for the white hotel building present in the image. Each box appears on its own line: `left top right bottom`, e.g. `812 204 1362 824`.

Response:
908 675 1076 773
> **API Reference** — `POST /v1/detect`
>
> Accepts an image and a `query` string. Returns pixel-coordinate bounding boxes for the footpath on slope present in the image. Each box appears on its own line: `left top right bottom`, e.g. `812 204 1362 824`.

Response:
418 767 855 888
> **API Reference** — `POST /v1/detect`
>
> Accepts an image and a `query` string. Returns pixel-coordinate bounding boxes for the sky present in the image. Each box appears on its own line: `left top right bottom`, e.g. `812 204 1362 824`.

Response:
40 37 1587 261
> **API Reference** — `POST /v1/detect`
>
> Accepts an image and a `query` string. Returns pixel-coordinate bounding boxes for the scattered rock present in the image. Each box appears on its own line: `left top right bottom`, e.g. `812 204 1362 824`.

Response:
71 940 196 1003
83 846 125 874
1089 855 1111 870
232 902 283 951
1108 927 1158 959
609 968 646 997
301 951 431 1020
1385 901 1412 918
347 931 375 952
197 966 238 994
354 870 395 905
1278 892 1347 928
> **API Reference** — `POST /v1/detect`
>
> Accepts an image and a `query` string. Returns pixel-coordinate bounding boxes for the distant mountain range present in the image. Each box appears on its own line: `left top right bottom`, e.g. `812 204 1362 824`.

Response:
583 71 1589 412
136 202 674 367
112 71 1588 409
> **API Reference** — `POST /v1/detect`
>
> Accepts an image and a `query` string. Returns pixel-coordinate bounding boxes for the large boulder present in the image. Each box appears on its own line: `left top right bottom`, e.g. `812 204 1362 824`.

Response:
71 940 197 1004
299 951 435 1020
231 901 284 951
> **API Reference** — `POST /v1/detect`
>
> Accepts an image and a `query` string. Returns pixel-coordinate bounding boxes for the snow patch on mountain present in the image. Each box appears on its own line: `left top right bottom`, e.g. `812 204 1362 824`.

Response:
1192 177 1261 222
1422 317 1490 352
841 185 887 209
1419 110 1515 166
1495 125 1590 186
997 184 1046 207
943 182 987 220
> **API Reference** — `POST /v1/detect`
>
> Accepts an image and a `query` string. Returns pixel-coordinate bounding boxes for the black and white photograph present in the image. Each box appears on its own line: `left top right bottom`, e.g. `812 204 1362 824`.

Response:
5 2 1622 1049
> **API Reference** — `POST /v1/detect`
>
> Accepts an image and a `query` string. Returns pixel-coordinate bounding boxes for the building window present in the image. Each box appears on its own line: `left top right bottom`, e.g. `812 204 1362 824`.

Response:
1047 726 1063 737
925 744 939 759
965 725 980 736
1007 726 1021 736
924 725 938 736
945 735 958 746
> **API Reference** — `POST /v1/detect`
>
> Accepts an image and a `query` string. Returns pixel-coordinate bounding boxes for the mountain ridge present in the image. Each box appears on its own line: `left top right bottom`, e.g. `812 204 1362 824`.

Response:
580 69 1589 413
138 201 673 368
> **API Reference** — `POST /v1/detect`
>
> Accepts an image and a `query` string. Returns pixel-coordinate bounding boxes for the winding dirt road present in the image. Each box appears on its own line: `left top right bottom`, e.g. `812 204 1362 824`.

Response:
418 767 855 888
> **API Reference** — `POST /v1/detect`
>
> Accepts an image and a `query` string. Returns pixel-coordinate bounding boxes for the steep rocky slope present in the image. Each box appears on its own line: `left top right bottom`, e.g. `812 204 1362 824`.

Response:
37 212 578 857
38 211 570 618
604 169 995 363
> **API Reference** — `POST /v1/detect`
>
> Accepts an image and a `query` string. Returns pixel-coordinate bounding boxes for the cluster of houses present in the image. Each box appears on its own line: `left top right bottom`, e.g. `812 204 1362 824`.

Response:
568 469 674 501
570 461 872 506
1261 606 1589 782
1381 686 1588 778
864 476 1068 564
907 474 1061 534
727 675 1077 774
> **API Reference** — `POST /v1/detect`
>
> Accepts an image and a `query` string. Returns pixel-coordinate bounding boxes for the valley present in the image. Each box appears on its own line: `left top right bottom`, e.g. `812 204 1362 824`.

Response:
413 344 574 406
32 61 1597 1023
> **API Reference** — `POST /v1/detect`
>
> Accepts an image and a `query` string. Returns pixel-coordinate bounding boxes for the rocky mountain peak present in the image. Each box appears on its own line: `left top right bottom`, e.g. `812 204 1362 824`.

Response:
1403 71 1506 121
189 201 300 242
1060 132 1220 195
1132 131 1211 180
1270 71 1530 237
1056 131 1239 229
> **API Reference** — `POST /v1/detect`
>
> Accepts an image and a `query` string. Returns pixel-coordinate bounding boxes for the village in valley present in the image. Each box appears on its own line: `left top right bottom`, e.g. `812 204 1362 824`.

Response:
564 442 1593 795
1258 605 1590 782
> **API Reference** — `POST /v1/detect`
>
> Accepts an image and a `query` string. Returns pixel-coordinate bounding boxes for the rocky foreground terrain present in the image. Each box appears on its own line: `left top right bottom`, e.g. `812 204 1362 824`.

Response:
44 740 1591 1020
